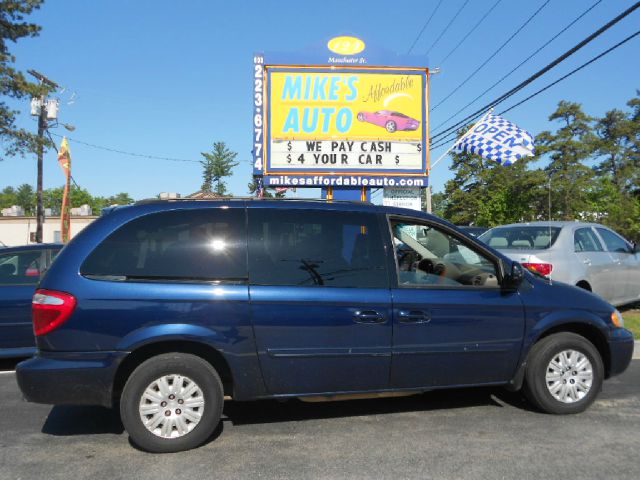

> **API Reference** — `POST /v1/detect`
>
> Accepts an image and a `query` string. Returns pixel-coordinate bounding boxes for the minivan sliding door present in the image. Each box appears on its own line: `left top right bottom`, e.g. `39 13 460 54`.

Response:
248 207 392 396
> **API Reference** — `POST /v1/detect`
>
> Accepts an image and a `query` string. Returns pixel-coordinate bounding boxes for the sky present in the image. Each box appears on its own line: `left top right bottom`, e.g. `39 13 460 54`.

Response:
3 0 639 201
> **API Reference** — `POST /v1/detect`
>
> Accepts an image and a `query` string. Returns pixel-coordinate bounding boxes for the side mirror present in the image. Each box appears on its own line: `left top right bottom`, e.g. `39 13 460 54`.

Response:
503 261 524 290
632 241 639 254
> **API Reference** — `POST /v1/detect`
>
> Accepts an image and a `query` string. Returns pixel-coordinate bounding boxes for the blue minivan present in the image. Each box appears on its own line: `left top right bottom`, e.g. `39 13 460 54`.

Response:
16 199 634 452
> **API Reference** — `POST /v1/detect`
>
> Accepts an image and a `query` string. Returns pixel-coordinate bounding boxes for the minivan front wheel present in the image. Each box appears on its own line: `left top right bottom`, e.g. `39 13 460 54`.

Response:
120 353 223 453
523 332 603 414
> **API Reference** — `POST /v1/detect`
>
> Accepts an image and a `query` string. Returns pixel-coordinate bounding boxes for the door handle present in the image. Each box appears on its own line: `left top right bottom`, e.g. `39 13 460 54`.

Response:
353 310 385 324
582 259 591 265
398 310 431 323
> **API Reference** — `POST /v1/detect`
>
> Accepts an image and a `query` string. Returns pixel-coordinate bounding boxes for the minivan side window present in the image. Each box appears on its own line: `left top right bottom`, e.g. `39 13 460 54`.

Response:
248 209 388 288
391 220 499 287
596 228 631 254
81 208 247 282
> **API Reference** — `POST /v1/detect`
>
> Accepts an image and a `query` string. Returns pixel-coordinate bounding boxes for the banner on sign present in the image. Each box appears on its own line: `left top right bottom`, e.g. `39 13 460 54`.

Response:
266 69 426 176
260 69 428 177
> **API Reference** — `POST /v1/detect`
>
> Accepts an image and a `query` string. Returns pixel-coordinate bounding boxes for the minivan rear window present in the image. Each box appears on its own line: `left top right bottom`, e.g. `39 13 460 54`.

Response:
479 226 562 250
81 208 247 282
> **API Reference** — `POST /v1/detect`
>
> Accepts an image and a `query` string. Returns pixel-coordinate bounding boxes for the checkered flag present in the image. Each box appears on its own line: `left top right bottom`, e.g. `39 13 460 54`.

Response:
453 114 535 165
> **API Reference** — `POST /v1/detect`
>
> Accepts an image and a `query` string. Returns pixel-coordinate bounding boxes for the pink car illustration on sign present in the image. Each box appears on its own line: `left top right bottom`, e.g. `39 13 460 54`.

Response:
357 110 420 133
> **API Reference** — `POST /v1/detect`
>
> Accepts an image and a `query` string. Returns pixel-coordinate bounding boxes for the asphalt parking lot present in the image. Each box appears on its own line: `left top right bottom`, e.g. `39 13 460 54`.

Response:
1 358 638 480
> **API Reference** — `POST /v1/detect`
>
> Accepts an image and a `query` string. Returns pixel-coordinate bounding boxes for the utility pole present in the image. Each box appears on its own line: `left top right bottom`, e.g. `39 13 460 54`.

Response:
425 185 432 214
28 70 59 243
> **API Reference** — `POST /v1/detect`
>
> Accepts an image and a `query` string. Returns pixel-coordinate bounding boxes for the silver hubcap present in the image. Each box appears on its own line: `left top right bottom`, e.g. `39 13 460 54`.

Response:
545 349 593 403
139 374 205 438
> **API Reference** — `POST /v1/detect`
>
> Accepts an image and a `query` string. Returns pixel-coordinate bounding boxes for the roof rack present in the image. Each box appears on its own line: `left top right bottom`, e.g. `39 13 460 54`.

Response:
134 197 371 206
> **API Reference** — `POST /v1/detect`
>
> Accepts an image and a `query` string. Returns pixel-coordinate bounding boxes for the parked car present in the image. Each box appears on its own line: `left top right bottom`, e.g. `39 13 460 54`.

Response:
457 226 488 238
0 243 62 358
357 110 420 133
17 200 633 453
478 221 640 307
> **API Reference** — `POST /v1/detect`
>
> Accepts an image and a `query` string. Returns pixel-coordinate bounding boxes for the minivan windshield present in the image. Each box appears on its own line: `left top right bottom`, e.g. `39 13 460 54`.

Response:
479 226 562 250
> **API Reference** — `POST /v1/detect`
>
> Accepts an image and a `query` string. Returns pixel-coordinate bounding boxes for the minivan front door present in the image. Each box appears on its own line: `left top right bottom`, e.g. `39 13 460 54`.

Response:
248 207 392 395
387 218 525 388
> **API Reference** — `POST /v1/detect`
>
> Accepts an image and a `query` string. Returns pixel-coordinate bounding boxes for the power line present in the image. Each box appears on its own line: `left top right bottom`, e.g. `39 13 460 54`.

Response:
49 132 201 163
429 27 640 151
407 0 444 54
431 0 552 112
431 127 469 151
432 0 602 132
498 28 640 116
430 1 640 142
425 0 472 56
438 0 503 65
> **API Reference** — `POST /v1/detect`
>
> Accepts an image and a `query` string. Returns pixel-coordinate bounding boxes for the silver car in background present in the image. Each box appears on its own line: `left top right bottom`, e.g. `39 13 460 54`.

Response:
478 221 640 307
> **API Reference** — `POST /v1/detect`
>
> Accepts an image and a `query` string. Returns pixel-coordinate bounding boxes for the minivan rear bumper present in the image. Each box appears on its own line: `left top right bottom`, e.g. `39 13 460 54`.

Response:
16 351 128 408
608 328 634 377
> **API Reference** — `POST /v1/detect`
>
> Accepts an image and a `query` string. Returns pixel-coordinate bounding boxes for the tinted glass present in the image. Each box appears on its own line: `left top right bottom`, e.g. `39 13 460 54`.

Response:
248 209 387 288
574 228 603 252
50 248 61 262
596 228 631 253
392 220 498 287
479 226 561 250
0 250 43 285
81 208 247 282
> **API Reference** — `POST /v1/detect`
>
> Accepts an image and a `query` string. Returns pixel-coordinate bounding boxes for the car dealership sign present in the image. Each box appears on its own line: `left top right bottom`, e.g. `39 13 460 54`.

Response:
253 36 430 187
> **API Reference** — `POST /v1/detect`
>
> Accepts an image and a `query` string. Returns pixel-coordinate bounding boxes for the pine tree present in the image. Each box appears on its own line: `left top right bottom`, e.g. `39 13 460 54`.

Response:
1 1 49 160
536 101 596 220
200 142 239 195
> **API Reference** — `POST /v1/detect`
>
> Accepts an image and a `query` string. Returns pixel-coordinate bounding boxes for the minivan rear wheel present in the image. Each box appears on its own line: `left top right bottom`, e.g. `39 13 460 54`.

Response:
120 353 223 453
523 332 603 414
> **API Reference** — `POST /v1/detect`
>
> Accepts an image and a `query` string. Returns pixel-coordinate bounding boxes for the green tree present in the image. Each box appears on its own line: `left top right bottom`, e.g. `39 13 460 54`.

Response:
247 177 285 198
594 108 637 193
200 142 238 195
0 185 17 209
106 192 134 205
1 0 50 160
441 128 547 227
425 190 448 218
536 101 596 220
591 93 640 239
14 182 34 214
42 186 132 215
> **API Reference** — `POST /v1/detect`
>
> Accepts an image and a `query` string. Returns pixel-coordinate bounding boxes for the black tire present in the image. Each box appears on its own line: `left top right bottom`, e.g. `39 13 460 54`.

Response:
120 353 223 453
523 332 603 414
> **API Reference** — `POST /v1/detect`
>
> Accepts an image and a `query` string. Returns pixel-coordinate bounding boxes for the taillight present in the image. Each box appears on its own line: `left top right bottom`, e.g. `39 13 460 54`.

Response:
32 289 77 336
522 262 553 276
